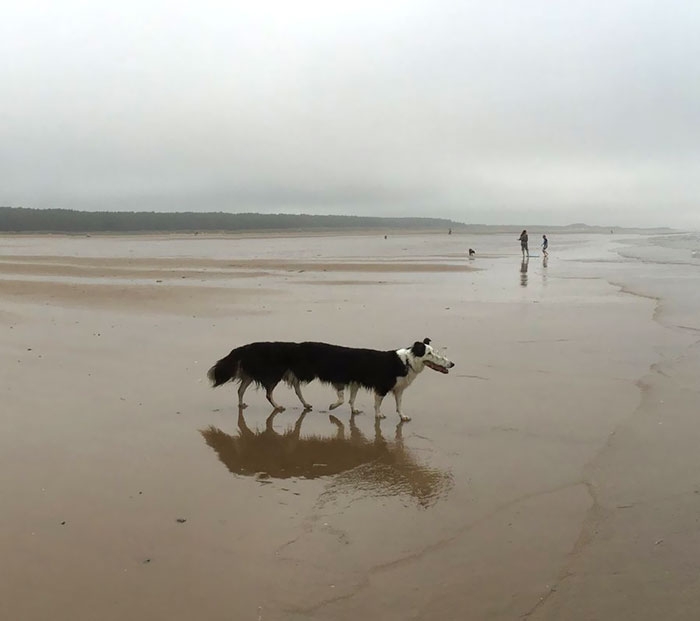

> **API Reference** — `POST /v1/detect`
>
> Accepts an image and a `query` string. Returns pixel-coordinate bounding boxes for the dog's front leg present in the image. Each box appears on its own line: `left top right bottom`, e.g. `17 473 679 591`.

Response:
329 385 345 410
393 388 410 422
292 381 312 410
374 393 386 419
348 383 361 415
265 385 285 411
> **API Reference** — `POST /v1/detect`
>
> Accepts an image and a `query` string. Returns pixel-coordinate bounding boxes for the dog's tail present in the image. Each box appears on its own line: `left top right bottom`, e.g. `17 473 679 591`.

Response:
207 349 241 387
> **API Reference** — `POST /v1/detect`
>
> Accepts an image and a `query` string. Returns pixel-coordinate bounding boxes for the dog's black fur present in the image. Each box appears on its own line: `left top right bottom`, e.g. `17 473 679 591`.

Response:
208 341 299 390
209 341 412 398
206 338 453 420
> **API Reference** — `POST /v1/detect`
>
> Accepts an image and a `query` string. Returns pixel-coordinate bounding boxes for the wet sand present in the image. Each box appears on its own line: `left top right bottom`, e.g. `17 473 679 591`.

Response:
1 232 699 620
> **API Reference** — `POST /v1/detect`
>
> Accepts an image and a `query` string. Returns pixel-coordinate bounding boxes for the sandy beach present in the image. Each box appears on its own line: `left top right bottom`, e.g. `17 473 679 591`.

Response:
2 231 700 620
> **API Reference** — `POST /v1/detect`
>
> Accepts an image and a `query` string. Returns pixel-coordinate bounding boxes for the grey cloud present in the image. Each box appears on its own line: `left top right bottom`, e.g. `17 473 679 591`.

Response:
2 1 699 227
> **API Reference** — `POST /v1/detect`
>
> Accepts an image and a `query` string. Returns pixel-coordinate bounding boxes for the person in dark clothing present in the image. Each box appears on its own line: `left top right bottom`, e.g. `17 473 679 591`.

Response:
542 234 549 258
518 230 529 258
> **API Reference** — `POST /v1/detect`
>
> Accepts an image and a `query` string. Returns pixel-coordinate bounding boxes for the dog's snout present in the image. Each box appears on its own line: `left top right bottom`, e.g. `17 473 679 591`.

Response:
448 361 455 368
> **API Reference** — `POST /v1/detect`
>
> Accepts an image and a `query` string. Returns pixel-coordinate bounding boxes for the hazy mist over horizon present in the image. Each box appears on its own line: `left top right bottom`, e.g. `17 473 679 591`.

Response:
2 2 699 228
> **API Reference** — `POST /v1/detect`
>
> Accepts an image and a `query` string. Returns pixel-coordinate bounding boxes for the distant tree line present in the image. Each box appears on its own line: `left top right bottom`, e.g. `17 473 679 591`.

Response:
0 207 462 233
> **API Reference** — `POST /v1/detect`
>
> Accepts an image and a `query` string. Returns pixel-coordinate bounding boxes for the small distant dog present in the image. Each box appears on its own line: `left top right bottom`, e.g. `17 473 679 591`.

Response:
207 338 455 421
468 248 476 257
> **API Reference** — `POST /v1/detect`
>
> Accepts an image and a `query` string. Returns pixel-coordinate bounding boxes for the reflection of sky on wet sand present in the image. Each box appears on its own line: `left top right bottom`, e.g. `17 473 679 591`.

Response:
201 409 453 508
4 231 693 620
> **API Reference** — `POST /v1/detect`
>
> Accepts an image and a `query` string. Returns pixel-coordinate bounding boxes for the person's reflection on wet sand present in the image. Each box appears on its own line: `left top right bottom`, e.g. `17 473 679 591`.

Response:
200 408 452 507
542 254 548 284
520 257 529 287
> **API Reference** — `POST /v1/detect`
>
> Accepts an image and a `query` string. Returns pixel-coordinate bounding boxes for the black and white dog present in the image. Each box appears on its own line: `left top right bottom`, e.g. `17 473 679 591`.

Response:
207 338 454 421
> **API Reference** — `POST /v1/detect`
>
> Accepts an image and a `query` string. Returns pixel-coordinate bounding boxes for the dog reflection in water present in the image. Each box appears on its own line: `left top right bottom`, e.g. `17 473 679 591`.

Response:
200 408 452 507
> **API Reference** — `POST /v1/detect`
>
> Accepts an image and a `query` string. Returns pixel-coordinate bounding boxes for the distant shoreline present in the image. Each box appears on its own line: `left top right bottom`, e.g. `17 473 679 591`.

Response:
0 206 676 235
0 227 677 239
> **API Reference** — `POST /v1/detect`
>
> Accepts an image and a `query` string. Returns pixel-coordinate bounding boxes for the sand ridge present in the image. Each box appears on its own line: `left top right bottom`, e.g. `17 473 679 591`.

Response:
1 232 695 620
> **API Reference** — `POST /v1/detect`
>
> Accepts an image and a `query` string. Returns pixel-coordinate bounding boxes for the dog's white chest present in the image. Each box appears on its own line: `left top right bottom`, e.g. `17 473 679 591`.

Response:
393 373 416 391
393 350 420 392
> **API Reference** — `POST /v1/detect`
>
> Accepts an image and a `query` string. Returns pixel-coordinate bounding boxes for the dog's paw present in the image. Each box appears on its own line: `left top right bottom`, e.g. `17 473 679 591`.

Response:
399 414 411 422
328 402 341 410
351 408 362 415
239 403 248 409
303 404 313 411
375 413 386 419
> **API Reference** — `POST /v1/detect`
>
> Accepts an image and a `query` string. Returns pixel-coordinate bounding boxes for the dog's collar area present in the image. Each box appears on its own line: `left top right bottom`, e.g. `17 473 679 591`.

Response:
405 358 419 374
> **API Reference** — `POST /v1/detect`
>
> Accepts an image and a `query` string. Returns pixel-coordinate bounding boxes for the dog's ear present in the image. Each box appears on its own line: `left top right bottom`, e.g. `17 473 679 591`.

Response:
423 337 431 345
411 341 427 357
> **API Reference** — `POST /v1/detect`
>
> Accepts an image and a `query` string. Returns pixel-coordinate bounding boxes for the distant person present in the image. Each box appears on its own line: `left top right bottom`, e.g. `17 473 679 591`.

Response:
468 248 475 257
542 234 549 258
448 228 452 235
518 229 529 258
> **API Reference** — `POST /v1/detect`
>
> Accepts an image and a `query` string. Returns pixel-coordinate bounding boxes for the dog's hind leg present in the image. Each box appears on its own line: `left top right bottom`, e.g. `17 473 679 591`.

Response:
348 382 361 415
329 384 345 410
292 380 312 410
265 383 285 411
393 387 410 422
237 377 253 409
374 393 386 419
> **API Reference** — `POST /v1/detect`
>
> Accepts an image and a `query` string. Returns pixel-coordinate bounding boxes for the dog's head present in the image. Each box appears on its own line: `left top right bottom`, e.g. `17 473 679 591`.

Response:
409 337 455 374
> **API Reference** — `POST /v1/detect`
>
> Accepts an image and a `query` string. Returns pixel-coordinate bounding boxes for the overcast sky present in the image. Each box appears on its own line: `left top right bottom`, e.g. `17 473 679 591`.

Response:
2 1 699 227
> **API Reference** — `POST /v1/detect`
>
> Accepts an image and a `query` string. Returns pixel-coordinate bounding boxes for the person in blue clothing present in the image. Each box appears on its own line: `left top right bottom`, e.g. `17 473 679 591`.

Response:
542 234 549 258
